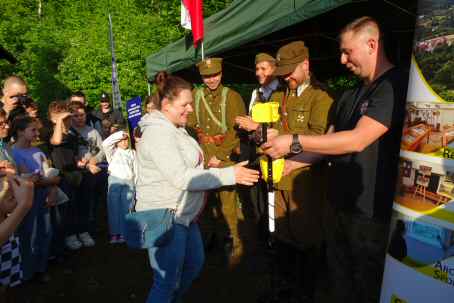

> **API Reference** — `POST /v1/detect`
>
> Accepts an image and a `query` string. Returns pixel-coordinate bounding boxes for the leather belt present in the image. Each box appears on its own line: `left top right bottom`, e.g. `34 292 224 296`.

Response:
196 128 226 146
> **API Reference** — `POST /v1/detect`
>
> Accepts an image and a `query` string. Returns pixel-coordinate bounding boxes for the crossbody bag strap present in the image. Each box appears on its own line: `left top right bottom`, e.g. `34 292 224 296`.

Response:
220 87 229 134
200 89 228 133
194 88 203 127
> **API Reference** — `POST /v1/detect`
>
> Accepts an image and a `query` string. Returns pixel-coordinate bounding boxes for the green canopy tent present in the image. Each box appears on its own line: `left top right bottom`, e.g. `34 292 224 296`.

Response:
146 0 353 81
145 0 416 84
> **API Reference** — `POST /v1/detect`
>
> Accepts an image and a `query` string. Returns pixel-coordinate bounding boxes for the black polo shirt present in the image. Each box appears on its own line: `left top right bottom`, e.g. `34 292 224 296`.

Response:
327 67 408 222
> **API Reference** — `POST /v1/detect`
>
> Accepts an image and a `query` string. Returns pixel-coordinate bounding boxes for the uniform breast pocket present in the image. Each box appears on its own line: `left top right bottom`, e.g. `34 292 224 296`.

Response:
289 108 309 131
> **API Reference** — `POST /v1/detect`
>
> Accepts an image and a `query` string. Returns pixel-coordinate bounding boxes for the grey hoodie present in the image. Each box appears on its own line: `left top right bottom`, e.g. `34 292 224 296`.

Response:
135 111 235 226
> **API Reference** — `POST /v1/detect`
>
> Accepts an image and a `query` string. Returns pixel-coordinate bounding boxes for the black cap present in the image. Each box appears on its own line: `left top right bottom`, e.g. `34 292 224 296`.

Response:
100 92 110 102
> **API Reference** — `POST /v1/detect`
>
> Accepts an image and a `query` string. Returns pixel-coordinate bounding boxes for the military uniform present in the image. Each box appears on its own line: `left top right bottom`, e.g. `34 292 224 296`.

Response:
272 41 333 251
257 41 333 299
245 53 284 247
187 58 246 264
273 84 332 249
189 84 245 166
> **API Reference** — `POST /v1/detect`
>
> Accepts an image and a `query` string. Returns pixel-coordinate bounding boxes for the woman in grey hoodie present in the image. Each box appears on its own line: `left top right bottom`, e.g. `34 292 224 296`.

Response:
135 73 259 303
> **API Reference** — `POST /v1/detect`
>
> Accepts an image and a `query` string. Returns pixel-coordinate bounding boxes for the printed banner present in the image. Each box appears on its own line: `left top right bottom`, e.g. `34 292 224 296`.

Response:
126 96 142 132
380 1 454 302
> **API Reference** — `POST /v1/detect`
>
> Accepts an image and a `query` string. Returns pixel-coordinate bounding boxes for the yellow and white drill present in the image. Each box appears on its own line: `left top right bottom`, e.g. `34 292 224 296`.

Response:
251 102 284 234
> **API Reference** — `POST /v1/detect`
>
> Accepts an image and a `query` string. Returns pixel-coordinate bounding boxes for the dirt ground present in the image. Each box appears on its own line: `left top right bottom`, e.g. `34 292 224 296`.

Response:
6 207 273 303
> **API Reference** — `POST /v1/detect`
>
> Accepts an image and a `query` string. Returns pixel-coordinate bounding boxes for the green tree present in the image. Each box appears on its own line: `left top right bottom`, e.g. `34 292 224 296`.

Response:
0 0 233 109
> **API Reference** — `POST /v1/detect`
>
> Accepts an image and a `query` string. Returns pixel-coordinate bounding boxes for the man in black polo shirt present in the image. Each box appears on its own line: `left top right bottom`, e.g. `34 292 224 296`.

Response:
262 16 408 302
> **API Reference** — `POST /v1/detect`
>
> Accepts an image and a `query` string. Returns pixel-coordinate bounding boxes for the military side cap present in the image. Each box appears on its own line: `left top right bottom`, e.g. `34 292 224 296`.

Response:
274 41 309 76
197 58 223 75
255 53 275 64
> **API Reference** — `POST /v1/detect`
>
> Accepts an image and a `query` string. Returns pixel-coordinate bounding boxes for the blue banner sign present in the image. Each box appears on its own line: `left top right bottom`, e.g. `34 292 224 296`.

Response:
126 96 142 132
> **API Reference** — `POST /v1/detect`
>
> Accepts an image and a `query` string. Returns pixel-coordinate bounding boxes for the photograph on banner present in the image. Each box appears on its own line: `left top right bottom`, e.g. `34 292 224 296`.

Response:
401 102 454 157
414 1 454 102
386 209 454 288
395 151 454 212
388 210 454 265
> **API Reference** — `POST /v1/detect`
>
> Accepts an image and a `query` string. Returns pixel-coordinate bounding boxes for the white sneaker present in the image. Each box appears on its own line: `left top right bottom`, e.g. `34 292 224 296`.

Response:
65 235 82 250
78 232 95 247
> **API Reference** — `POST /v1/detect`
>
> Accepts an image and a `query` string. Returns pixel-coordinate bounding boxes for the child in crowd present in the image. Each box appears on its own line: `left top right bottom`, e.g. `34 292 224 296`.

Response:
68 101 104 247
48 101 89 251
102 129 136 244
10 115 60 282
101 119 113 139
0 175 33 289
0 109 15 170
23 97 39 119
144 95 158 114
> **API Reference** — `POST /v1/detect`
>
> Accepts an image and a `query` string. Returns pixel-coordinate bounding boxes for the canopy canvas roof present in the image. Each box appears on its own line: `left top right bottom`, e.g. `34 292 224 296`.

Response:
146 0 417 83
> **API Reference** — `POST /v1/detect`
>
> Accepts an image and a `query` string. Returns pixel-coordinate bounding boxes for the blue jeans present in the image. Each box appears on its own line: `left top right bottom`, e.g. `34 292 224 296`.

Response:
147 223 205 303
17 188 52 280
107 176 134 236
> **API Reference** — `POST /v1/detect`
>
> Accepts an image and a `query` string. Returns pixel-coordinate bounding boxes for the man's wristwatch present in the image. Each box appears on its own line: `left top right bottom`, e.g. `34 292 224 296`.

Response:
289 134 303 154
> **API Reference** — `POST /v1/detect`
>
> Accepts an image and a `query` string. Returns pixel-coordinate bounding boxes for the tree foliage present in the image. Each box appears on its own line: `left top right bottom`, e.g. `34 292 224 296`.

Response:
415 44 454 101
0 0 233 109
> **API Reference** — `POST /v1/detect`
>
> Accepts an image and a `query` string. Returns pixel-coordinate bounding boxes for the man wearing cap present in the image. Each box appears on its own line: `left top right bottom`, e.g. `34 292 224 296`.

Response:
249 53 281 113
266 41 333 298
235 53 283 132
187 57 246 266
93 92 124 129
234 53 284 251
262 17 408 302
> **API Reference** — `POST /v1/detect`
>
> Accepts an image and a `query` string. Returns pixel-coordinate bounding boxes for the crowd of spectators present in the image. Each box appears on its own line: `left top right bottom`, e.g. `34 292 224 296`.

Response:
0 75 130 290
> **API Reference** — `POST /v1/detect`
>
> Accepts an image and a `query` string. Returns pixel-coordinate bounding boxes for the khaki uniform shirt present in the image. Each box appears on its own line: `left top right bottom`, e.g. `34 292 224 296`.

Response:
270 83 333 248
274 84 333 190
188 85 246 166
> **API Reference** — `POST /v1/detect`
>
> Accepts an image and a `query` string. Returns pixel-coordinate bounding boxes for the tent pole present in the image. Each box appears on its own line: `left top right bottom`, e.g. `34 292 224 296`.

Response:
201 41 205 60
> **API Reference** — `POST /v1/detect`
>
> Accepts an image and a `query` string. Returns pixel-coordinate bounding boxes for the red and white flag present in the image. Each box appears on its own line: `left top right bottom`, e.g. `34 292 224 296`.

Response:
181 0 204 47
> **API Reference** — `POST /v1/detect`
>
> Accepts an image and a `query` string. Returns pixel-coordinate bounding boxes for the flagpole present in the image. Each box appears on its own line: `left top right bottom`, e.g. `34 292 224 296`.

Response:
108 13 122 110
201 41 205 60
